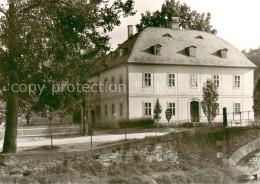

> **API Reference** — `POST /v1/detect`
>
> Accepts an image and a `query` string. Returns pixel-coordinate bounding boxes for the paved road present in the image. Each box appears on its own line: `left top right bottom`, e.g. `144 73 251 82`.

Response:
0 131 170 150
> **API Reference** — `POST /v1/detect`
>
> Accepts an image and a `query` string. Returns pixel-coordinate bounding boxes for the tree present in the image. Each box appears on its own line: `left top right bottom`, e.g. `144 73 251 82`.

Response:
201 79 219 124
153 98 162 125
242 47 260 84
253 79 260 119
136 0 217 34
0 0 135 153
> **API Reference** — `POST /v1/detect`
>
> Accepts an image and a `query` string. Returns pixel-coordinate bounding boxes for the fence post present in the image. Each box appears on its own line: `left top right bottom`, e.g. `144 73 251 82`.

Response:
223 108 227 127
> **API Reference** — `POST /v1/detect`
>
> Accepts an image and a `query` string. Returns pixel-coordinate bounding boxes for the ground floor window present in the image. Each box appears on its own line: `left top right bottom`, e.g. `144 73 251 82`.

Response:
104 105 107 117
144 103 152 116
216 103 220 115
234 103 241 114
167 102 176 116
119 103 123 116
112 104 115 116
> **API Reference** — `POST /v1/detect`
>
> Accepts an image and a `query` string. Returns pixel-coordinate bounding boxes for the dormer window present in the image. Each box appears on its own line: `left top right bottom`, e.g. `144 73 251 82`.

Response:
187 46 197 57
163 34 172 38
195 35 204 39
119 48 123 57
119 48 127 57
219 48 228 58
153 44 162 55
110 51 117 59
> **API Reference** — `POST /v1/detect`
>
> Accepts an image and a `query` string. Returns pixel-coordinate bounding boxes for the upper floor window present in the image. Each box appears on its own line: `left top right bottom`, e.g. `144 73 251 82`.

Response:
104 78 108 85
144 102 152 116
167 102 176 116
153 44 162 55
190 74 198 88
143 73 151 87
234 103 241 114
168 74 175 87
187 46 197 57
219 48 228 58
119 103 123 116
119 74 123 85
234 76 241 88
111 77 115 90
213 75 220 88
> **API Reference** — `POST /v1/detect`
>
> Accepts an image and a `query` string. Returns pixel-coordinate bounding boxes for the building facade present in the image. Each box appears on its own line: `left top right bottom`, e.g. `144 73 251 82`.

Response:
87 23 256 127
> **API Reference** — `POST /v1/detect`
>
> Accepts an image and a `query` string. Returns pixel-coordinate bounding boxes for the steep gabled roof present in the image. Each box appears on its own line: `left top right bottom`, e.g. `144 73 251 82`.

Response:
90 27 256 75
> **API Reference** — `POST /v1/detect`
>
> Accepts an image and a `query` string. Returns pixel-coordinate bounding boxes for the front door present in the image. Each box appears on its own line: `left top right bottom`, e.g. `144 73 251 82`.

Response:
190 101 200 122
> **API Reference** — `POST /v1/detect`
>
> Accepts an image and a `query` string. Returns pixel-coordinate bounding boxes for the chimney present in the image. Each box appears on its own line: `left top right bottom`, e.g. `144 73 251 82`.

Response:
168 17 179 30
128 25 133 39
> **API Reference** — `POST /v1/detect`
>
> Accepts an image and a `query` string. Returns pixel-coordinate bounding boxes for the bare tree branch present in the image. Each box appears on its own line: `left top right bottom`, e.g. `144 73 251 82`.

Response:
21 0 70 14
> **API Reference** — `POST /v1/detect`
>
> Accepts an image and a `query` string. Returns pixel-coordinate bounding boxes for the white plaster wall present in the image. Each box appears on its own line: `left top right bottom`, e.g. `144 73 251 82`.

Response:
128 64 254 123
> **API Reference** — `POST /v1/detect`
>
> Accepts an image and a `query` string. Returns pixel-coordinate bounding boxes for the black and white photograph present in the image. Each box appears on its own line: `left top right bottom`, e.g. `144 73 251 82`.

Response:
0 0 260 183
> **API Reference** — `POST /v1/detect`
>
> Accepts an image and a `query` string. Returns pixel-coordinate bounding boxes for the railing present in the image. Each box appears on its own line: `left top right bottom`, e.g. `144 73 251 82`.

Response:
0 124 81 138
169 110 260 127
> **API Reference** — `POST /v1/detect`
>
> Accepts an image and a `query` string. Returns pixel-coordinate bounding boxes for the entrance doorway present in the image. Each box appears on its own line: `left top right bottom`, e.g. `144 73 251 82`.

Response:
190 101 200 122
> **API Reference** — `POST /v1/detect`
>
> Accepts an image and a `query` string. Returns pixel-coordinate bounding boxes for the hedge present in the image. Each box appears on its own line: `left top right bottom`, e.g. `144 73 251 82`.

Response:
118 118 155 128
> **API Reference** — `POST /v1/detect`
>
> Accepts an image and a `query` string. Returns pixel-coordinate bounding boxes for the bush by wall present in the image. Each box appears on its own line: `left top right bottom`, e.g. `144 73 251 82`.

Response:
118 118 155 128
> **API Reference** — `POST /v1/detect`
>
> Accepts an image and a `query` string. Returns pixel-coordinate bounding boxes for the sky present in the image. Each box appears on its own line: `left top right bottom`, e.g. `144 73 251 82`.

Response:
108 0 260 51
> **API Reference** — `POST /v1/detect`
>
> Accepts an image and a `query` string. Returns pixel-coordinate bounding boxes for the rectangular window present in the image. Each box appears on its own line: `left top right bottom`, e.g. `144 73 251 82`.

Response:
234 76 241 88
144 103 152 116
167 102 176 116
143 73 151 87
104 78 108 85
119 103 123 116
112 104 115 116
234 103 241 114
119 74 123 85
111 77 115 90
213 75 220 87
216 103 220 115
104 105 107 117
168 74 175 87
90 82 94 96
190 74 198 87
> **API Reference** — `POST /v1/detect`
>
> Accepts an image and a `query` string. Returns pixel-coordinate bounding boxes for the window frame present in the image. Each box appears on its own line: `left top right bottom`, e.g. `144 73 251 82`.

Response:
188 46 197 57
190 74 198 88
111 104 115 117
234 75 241 88
104 105 107 117
154 45 162 55
234 103 241 114
119 103 123 116
167 102 176 116
144 102 152 116
213 75 220 88
168 73 175 87
216 103 220 115
143 73 152 88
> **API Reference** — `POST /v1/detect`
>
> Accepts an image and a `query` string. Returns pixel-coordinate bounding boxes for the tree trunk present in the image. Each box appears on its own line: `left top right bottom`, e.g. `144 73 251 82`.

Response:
2 88 19 153
2 0 20 154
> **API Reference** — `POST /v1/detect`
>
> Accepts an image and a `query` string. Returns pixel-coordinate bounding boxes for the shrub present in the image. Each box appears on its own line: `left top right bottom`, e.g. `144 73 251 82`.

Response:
118 118 155 128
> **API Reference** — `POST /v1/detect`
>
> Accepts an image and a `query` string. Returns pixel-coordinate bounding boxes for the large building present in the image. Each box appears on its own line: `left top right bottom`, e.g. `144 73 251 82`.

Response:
87 21 256 127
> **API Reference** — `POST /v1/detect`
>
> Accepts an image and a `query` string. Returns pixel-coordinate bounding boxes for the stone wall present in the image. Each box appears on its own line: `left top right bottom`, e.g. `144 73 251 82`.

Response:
226 127 260 156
